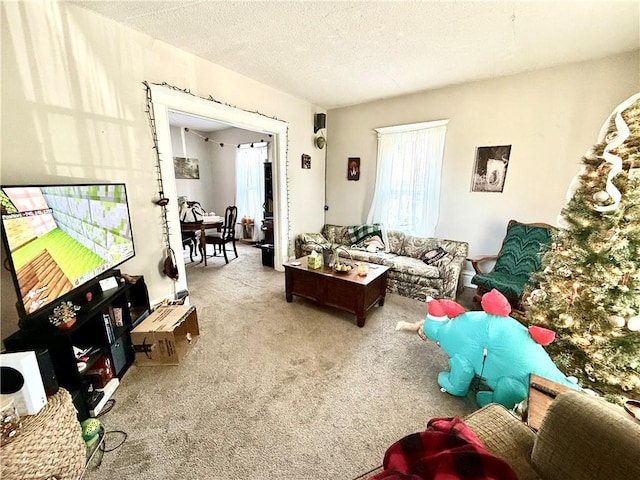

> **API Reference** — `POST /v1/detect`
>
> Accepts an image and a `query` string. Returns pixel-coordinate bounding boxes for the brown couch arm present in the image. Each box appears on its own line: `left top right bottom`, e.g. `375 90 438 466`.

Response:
532 390 640 480
465 403 540 480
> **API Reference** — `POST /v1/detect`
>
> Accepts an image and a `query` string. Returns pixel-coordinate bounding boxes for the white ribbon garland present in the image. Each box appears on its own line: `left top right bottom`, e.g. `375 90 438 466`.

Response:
559 93 639 227
594 93 639 212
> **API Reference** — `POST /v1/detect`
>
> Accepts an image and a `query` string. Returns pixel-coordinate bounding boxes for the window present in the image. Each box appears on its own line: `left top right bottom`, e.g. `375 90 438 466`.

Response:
366 120 448 237
235 143 267 241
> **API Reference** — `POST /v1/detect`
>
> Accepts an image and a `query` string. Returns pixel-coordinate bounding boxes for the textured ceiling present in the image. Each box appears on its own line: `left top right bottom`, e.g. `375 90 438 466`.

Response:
72 1 639 109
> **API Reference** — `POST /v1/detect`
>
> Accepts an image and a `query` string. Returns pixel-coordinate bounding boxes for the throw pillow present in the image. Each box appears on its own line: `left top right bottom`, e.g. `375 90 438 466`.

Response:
422 247 448 265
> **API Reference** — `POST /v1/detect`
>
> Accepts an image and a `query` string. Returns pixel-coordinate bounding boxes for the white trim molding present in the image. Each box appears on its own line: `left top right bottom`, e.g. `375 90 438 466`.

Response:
147 83 289 297
375 119 449 135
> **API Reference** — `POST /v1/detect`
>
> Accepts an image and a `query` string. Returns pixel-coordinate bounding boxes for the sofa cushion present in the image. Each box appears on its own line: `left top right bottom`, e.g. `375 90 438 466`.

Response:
385 256 440 279
401 235 443 258
344 249 397 264
321 224 350 246
386 230 405 255
299 232 329 248
532 391 640 480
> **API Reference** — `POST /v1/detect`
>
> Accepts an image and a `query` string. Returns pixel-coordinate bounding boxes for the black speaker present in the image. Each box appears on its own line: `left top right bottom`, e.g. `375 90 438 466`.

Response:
35 349 59 397
314 113 326 133
0 366 24 394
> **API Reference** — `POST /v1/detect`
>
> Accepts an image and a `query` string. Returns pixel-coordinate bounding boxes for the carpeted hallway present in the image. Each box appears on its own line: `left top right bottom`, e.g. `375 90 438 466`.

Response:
84 243 476 479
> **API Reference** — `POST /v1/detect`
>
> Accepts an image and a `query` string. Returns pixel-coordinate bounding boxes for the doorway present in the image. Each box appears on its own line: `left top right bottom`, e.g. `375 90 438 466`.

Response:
147 83 289 297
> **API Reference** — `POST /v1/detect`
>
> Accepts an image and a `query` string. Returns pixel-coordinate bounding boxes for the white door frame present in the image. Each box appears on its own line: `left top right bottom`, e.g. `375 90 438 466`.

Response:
148 83 289 296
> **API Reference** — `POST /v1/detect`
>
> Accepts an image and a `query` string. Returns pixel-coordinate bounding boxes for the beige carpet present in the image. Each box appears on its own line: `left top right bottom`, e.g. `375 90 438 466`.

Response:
84 243 476 480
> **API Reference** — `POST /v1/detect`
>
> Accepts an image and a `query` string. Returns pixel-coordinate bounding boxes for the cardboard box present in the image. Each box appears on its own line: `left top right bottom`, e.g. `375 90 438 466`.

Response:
130 305 199 366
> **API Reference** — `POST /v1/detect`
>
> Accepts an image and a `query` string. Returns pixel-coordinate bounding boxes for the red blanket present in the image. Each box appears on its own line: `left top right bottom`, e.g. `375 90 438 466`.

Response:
369 417 518 480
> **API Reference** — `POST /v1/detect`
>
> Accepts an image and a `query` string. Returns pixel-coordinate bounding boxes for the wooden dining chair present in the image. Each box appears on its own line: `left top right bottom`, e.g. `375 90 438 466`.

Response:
181 231 197 262
203 206 238 264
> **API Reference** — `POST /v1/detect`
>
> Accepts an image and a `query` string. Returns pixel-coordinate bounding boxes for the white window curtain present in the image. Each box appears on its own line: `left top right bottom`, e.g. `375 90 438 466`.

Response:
235 144 267 242
366 121 448 237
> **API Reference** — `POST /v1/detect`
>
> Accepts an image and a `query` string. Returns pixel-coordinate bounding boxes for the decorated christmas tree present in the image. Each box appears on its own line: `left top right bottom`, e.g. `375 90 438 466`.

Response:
526 93 640 401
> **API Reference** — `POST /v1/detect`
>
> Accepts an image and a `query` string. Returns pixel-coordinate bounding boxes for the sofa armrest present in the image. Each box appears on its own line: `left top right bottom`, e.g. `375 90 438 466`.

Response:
437 240 468 299
295 232 329 258
294 235 304 258
532 390 640 480
440 253 466 299
465 404 540 480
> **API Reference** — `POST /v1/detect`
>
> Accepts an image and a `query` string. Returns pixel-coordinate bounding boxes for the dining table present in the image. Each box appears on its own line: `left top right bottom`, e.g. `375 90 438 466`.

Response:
180 215 224 266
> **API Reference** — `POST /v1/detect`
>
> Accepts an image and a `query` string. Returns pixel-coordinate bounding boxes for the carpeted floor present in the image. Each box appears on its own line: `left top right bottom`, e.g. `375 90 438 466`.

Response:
84 243 477 480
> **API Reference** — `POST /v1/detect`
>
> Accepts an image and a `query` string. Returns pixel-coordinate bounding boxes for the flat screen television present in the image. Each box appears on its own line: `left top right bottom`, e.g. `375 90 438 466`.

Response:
0 184 135 320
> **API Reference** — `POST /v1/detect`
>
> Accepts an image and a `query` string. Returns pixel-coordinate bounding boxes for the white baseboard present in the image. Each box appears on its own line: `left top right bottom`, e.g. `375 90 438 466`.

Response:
461 270 475 288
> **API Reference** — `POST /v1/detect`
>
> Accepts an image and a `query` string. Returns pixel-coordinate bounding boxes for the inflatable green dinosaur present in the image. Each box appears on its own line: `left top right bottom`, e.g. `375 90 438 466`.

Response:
421 289 579 408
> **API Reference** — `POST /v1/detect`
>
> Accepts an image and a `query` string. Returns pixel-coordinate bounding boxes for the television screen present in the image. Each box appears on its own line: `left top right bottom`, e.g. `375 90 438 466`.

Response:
0 184 135 319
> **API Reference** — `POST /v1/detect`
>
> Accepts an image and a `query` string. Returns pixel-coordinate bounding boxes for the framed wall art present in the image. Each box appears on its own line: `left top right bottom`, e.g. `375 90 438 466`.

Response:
173 157 200 179
301 154 311 169
471 145 511 192
347 157 360 181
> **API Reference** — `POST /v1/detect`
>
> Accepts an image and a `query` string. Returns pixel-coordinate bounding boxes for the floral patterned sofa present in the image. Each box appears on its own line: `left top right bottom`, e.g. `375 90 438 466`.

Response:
294 224 469 301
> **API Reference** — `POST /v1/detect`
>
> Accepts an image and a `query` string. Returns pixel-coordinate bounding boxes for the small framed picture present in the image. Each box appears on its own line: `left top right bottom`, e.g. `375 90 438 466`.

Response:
348 157 360 181
471 145 511 193
173 157 200 179
301 154 311 169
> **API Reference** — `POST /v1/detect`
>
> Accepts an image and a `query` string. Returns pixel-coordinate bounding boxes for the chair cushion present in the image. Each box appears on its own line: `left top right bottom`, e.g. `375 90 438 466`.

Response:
471 271 530 298
494 223 552 278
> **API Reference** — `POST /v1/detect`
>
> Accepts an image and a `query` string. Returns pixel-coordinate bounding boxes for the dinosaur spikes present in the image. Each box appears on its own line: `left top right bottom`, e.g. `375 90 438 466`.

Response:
481 289 512 317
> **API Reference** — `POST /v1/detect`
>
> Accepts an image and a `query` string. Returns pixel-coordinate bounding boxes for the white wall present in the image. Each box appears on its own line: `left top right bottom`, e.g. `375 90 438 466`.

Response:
168 126 269 216
170 126 216 211
325 51 639 281
0 2 325 335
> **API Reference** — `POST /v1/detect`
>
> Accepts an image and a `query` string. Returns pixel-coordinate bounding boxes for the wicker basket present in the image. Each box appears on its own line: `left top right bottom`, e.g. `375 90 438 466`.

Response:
1 388 85 480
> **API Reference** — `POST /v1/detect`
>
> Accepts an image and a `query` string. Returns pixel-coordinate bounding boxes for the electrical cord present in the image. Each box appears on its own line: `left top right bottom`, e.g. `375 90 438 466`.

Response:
83 398 128 475
96 399 128 453
350 464 383 480
97 398 116 417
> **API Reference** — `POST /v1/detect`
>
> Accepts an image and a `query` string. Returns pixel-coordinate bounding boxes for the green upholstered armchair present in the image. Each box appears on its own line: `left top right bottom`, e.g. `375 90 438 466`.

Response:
468 220 554 310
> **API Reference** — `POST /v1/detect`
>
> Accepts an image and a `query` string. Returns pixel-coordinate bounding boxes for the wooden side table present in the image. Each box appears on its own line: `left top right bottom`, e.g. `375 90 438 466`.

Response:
527 373 639 430
526 374 573 431
0 388 85 480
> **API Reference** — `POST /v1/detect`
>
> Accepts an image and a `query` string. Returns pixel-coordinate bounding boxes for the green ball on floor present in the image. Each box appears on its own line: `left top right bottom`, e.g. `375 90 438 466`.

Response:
81 418 102 447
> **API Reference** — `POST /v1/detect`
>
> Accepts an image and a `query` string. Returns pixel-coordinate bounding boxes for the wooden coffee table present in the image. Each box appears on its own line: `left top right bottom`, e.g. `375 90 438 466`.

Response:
284 256 390 327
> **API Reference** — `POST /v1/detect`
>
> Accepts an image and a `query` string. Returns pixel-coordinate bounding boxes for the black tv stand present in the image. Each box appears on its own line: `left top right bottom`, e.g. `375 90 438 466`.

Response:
3 270 150 420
